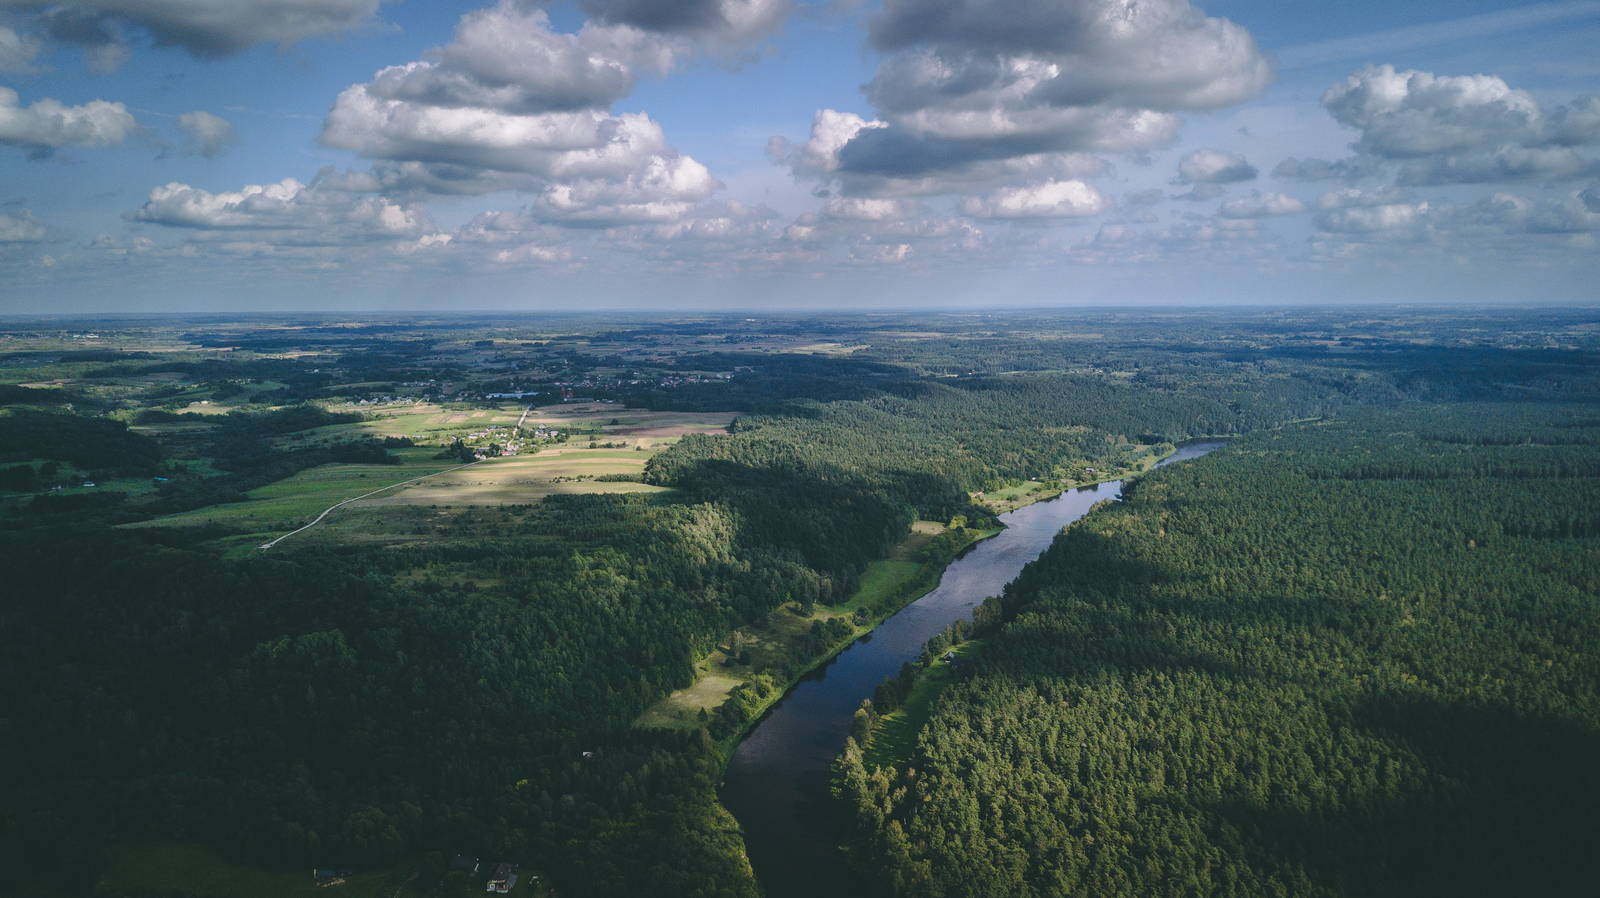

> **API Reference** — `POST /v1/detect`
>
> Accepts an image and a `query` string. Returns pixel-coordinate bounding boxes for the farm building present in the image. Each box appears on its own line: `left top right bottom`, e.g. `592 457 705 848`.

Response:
486 863 517 893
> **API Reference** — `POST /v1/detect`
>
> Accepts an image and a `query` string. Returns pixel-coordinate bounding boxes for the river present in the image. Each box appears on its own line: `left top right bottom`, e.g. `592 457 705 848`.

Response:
718 441 1227 898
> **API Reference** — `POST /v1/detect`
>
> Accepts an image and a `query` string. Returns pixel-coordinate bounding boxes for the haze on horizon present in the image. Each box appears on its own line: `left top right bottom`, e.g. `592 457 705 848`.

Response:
1 0 1598 311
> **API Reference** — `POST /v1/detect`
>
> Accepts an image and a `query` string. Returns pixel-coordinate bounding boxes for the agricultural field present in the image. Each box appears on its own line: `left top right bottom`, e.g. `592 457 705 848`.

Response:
346 447 663 508
123 449 465 538
107 401 734 551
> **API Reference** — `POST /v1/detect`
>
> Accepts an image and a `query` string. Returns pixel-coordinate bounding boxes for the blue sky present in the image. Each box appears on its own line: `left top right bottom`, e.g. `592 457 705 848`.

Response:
1 0 1597 310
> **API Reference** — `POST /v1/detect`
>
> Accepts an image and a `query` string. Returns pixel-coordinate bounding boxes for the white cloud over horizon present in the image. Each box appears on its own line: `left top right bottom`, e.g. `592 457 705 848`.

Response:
3 0 1598 307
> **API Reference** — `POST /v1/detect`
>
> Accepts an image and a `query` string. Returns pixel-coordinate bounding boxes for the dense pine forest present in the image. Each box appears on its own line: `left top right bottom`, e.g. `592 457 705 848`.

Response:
839 404 1600 897
1 310 1597 897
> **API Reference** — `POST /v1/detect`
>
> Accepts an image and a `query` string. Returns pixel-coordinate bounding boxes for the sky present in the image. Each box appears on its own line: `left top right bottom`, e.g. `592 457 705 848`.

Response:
1 0 1598 311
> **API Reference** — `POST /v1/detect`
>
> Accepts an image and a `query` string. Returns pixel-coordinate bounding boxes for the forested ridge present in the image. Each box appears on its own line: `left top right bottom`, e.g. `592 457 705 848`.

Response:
839 403 1600 897
2 353 1321 896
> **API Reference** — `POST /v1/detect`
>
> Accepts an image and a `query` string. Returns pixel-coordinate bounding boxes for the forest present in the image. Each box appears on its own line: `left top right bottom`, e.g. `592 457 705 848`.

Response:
1 309 1598 898
838 403 1600 897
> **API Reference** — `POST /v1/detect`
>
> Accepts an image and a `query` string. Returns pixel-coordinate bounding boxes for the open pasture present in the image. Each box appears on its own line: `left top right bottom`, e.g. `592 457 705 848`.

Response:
525 402 735 445
350 447 664 507
128 448 462 534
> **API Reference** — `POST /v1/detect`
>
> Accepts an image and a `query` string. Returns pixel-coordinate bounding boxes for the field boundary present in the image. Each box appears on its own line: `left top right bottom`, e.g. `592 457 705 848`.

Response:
257 460 482 550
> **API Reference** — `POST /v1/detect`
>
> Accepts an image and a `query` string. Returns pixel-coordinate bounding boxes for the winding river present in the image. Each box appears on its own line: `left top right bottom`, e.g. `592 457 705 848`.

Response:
718 441 1227 898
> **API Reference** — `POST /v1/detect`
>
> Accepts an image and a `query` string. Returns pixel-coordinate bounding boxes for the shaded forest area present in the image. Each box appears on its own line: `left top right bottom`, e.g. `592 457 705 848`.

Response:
2 312 1598 898
839 404 1600 897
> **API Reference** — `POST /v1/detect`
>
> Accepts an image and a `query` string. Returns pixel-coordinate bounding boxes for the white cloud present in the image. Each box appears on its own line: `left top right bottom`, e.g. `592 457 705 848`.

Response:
126 178 440 245
1324 65 1543 159
1219 191 1304 219
0 209 46 242
1396 145 1599 186
0 25 41 71
0 0 386 57
317 1 721 224
366 9 639 115
530 154 720 224
823 196 914 221
960 179 1105 218
176 111 238 158
1307 186 1600 261
1315 64 1600 185
770 0 1271 242
788 0 1271 189
850 241 912 264
573 0 792 59
769 109 887 178
773 108 1111 198
0 87 136 152
1178 148 1256 183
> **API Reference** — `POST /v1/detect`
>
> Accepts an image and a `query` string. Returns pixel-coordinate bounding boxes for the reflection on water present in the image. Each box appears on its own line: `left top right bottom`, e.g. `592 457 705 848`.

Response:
718 442 1226 898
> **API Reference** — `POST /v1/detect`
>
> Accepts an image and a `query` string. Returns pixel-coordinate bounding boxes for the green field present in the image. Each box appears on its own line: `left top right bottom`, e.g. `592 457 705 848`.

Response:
130 445 677 552
349 448 664 507
862 640 983 772
125 448 463 537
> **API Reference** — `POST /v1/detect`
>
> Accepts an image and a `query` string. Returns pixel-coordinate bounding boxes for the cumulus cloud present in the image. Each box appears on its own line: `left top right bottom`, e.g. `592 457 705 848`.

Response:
573 0 791 56
823 196 914 221
126 178 440 246
530 154 719 224
774 0 1270 195
365 8 641 116
0 24 41 70
1219 191 1304 219
1310 186 1600 250
438 210 573 263
1313 64 1600 186
318 1 723 224
0 208 46 242
1176 183 1226 202
176 111 238 158
0 0 386 57
0 87 136 154
960 179 1105 218
1178 148 1256 183
772 108 1112 198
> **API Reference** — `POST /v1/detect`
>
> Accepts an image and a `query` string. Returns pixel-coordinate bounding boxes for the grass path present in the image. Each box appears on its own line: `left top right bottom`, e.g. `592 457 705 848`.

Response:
257 459 481 550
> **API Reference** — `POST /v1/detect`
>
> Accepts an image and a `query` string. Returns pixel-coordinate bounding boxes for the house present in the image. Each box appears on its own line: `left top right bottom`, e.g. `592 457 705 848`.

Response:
448 856 480 873
942 651 956 663
486 863 518 893
314 870 337 880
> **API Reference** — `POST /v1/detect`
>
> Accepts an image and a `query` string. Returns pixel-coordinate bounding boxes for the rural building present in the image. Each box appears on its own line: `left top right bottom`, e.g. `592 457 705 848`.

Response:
487 863 518 893
448 856 480 873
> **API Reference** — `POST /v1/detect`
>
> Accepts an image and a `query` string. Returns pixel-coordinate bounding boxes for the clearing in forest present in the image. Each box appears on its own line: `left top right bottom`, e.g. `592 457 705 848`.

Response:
634 521 949 729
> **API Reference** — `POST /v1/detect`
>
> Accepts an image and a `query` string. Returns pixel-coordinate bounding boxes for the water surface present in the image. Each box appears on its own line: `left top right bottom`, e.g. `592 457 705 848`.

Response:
719 441 1226 897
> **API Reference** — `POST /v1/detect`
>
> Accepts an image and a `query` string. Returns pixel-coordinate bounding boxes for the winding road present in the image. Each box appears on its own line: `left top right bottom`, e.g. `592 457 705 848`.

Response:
256 459 482 550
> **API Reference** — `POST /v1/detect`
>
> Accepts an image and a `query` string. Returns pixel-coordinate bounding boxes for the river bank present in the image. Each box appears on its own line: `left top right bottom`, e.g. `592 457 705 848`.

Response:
720 441 1228 898
633 519 1005 742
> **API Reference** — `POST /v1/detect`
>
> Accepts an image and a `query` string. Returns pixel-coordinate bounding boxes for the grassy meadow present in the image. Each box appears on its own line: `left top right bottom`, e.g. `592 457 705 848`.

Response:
634 522 969 731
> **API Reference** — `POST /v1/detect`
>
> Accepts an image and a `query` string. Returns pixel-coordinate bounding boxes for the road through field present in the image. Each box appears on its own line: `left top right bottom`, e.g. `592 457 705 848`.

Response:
256 460 482 550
